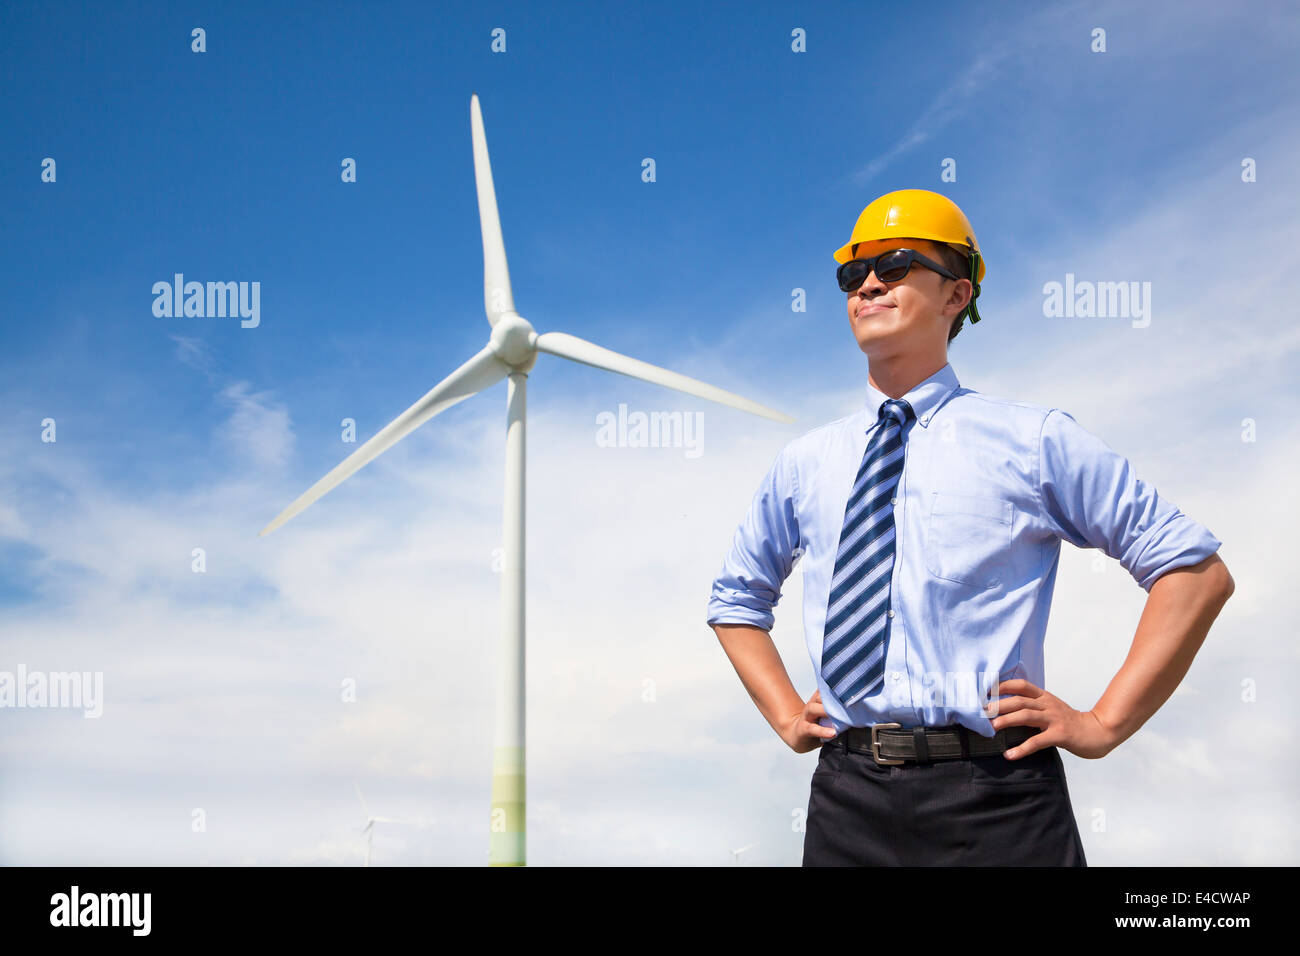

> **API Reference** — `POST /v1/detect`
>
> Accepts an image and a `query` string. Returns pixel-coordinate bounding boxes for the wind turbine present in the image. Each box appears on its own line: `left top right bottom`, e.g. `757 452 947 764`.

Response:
729 842 759 865
354 779 419 868
261 93 794 866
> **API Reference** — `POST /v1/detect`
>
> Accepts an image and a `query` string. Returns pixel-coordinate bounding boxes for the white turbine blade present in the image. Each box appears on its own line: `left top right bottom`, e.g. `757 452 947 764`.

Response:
470 93 516 326
535 331 794 424
259 345 510 536
353 780 371 821
369 817 412 825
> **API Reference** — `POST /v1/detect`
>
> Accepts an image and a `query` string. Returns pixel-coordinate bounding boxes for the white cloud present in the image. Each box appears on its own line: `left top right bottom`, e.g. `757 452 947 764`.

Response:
215 381 295 472
169 334 218 383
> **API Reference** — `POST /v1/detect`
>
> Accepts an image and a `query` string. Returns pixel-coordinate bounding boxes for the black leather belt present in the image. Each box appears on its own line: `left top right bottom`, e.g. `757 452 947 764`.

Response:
827 722 1042 765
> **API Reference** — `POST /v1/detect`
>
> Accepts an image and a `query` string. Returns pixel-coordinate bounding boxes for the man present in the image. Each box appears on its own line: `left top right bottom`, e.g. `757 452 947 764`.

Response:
705 189 1235 866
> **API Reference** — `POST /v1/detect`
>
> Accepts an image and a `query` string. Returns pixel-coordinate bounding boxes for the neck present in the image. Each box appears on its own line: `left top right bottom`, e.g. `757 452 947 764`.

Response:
868 352 947 399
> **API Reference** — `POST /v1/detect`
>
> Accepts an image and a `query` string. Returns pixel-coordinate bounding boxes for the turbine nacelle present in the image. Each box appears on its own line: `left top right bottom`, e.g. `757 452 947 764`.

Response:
488 312 539 370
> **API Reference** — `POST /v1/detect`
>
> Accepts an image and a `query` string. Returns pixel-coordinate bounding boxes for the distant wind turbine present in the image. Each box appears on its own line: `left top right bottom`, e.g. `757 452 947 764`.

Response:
261 93 793 867
354 780 418 868
730 842 759 865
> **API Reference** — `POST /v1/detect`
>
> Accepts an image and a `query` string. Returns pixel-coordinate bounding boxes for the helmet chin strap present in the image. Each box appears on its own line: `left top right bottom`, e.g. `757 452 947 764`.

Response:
964 248 983 324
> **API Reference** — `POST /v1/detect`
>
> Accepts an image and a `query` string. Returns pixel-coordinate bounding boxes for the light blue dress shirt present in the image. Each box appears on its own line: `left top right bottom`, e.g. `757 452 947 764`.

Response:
706 362 1221 738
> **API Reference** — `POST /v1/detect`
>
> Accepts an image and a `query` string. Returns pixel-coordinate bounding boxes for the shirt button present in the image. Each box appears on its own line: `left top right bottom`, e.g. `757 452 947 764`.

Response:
887 610 894 618
891 672 901 682
890 496 897 505
921 415 929 424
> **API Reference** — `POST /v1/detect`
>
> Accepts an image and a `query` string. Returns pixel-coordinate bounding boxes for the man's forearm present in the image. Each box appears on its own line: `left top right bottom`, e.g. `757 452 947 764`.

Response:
1091 552 1235 747
712 623 806 742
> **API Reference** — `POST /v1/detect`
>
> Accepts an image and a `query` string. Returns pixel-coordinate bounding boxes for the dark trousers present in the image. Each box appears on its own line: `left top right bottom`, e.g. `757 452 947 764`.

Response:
802 729 1088 866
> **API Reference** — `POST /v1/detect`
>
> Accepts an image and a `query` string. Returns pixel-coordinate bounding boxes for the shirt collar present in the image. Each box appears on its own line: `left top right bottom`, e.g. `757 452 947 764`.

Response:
864 362 961 431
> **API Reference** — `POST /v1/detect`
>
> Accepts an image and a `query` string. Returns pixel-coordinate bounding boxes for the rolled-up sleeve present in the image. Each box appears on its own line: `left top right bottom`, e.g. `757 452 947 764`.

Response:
705 444 801 630
1038 409 1221 591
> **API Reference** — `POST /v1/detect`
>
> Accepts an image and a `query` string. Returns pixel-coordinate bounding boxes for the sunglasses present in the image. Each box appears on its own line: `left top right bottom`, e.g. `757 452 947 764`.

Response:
836 248 959 293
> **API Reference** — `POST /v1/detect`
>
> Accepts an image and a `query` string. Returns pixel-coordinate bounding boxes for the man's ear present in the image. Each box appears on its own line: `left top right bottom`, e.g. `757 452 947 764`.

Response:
953 278 974 315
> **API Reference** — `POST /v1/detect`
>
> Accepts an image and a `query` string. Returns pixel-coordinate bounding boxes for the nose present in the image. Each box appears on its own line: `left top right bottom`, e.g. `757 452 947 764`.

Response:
853 268 887 298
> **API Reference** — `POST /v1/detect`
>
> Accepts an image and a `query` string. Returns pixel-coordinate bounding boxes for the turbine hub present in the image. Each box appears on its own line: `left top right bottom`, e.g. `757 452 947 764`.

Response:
489 313 538 370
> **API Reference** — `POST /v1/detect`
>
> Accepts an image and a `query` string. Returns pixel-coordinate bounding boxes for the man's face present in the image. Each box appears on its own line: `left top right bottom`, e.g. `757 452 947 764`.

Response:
843 237 968 356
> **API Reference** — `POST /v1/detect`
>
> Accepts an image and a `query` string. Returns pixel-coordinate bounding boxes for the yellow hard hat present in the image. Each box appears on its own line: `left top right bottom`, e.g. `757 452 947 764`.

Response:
833 189 985 324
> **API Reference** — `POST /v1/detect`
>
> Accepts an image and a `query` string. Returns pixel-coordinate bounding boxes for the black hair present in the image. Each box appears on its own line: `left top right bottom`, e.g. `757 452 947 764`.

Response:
928 242 974 344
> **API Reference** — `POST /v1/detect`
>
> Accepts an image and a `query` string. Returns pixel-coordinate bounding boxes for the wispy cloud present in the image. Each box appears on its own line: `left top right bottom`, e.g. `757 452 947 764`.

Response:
849 46 1012 187
214 382 295 472
845 1 1084 187
169 334 219 385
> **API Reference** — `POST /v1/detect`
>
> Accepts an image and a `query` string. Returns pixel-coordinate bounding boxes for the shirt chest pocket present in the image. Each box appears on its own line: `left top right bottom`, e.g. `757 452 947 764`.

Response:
923 492 1013 588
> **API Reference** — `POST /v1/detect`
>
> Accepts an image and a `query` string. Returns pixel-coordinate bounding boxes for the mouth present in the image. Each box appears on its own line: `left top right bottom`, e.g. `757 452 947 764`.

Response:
857 304 893 318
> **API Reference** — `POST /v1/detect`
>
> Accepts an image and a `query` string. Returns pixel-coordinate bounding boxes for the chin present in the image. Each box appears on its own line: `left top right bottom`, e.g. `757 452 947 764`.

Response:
852 320 908 354
852 317 897 340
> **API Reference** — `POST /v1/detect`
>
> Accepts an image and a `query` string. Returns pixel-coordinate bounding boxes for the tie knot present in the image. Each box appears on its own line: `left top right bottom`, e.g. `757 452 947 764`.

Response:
879 399 915 428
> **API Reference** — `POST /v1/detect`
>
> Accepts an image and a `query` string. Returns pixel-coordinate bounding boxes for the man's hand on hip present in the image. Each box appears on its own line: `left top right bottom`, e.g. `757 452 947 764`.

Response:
784 689 839 754
987 678 1117 759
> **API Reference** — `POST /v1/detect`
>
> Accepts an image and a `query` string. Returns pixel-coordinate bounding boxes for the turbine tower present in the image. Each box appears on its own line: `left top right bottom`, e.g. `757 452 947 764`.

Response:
262 94 793 866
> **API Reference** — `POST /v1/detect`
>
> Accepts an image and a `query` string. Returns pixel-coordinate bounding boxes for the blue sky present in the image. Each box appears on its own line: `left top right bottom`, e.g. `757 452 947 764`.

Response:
1 0 1297 865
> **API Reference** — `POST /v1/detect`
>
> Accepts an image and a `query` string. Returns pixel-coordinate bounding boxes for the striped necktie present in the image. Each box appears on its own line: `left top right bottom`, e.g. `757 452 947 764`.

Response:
821 398 915 707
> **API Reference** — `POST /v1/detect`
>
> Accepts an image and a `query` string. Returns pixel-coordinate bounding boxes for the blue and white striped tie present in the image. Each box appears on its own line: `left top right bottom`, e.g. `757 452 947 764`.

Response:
821 398 915 707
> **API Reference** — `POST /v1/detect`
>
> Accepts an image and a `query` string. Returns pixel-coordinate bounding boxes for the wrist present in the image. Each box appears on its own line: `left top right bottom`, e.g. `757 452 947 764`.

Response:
1087 706 1127 750
778 709 802 747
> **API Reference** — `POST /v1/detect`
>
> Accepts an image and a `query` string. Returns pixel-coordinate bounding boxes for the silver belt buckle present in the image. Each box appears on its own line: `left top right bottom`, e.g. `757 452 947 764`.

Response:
870 722 905 765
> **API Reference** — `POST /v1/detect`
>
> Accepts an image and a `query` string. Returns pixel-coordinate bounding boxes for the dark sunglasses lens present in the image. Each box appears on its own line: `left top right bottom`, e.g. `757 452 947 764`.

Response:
838 250 913 290
876 250 912 282
838 261 867 291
